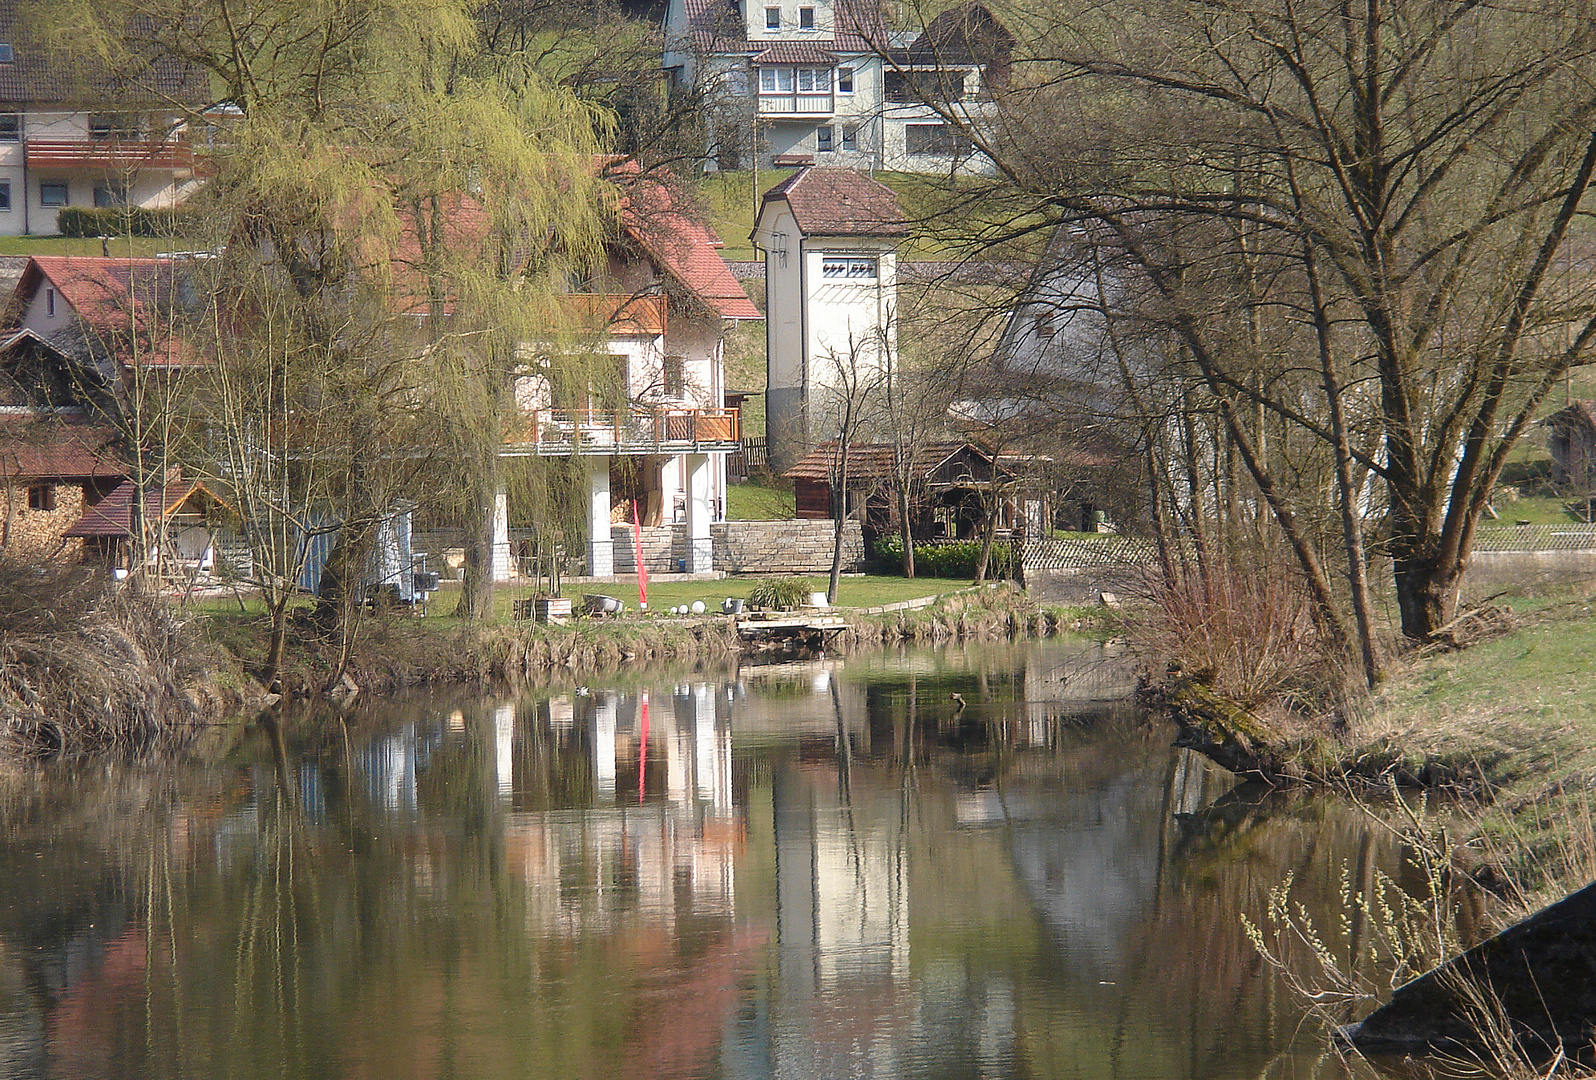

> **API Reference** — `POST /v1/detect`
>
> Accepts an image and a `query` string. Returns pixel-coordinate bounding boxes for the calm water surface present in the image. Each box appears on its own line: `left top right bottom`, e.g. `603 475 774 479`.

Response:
0 641 1410 1080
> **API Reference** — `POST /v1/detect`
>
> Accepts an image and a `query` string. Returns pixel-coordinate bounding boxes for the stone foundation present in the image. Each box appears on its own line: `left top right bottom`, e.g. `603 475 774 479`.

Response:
609 519 865 574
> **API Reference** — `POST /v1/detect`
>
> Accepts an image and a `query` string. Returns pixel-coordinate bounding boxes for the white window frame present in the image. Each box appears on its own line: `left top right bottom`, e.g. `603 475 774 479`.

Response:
841 124 858 151
764 5 781 30
816 125 833 152
821 256 878 281
798 5 815 28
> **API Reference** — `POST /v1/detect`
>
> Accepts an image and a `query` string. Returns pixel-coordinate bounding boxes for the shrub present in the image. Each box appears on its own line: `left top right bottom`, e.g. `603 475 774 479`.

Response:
57 206 194 239
872 537 1016 579
747 577 814 611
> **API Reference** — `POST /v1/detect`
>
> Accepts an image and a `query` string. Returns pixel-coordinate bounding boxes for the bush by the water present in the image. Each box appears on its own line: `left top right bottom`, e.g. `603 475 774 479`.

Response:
0 560 220 757
747 577 813 611
56 206 194 238
872 537 1016 579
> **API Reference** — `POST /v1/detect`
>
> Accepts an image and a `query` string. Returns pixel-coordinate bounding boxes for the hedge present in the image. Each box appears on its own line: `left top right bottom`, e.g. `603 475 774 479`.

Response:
872 537 1016 579
56 207 194 239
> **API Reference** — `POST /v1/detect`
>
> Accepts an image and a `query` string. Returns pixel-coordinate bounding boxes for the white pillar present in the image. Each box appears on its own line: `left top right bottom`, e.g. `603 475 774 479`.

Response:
587 457 613 577
685 453 713 573
491 486 514 581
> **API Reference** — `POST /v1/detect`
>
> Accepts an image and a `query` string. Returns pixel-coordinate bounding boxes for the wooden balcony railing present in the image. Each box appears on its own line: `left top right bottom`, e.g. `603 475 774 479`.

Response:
559 293 667 335
26 137 195 170
504 407 741 456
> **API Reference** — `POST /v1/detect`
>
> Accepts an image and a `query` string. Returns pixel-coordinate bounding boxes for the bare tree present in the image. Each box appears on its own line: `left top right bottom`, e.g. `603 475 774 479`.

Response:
943 0 1596 649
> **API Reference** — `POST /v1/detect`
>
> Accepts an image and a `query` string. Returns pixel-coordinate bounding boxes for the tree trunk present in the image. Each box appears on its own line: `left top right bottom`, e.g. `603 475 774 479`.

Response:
897 481 915 577
456 454 498 621
1392 550 1458 642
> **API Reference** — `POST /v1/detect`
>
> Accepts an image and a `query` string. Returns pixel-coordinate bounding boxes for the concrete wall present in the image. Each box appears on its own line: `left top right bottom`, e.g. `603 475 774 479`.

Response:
610 518 864 574
1463 550 1596 596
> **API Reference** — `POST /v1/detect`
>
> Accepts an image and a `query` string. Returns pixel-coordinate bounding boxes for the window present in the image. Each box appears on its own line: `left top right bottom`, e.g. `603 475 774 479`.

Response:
45 287 54 317
885 70 966 104
27 485 54 512
759 66 793 93
0 180 11 212
88 113 142 140
765 5 780 29
836 66 854 93
0 44 15 64
841 124 858 150
796 67 827 93
821 256 878 280
39 182 67 207
816 125 833 152
798 5 814 27
0 113 18 142
663 355 685 398
904 123 969 155
93 181 127 208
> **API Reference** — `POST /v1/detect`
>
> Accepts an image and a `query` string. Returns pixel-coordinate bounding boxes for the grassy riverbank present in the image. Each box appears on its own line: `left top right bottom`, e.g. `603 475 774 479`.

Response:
1349 593 1596 892
198 581 1092 701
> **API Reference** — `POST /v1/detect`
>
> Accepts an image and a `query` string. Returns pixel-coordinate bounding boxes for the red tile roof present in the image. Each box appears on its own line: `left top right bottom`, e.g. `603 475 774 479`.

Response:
685 0 887 55
15 256 201 368
760 167 910 238
0 414 123 480
752 42 839 65
785 441 977 481
619 172 761 320
63 479 230 538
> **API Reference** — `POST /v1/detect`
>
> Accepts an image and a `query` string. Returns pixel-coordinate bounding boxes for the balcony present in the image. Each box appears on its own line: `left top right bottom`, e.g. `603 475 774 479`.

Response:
504 407 741 457
26 137 195 171
559 293 667 335
757 92 834 117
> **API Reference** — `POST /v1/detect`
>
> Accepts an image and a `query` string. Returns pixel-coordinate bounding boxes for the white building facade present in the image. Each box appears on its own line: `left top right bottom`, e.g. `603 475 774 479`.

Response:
0 9 206 235
663 0 1011 174
751 166 906 473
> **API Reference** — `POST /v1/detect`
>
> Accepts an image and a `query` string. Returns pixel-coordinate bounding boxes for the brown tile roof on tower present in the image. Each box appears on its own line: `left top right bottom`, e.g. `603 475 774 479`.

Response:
759 167 910 238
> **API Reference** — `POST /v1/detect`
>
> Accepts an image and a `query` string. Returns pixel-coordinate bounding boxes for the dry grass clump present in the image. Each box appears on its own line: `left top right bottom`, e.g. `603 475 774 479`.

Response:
0 558 215 758
1131 554 1344 715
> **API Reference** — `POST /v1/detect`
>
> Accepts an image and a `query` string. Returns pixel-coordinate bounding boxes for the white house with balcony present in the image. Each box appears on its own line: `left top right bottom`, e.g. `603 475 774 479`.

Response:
663 0 1011 174
504 174 761 577
0 6 207 235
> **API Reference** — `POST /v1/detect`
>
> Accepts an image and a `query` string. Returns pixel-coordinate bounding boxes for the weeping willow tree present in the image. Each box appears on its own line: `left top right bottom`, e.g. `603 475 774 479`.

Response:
36 0 617 677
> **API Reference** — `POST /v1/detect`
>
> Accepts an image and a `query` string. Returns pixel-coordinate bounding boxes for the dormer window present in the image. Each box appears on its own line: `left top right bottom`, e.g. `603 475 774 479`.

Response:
765 6 780 29
799 6 814 28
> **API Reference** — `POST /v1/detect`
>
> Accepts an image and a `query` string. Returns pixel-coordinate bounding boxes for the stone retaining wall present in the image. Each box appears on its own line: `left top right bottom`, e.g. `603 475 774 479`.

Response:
609 519 865 574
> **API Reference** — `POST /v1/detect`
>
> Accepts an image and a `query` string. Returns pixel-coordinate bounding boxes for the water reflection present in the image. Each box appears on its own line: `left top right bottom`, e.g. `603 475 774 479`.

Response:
0 641 1405 1080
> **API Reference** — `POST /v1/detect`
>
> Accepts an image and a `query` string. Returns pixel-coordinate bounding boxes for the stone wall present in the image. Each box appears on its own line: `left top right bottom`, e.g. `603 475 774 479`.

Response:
609 519 865 574
0 481 85 559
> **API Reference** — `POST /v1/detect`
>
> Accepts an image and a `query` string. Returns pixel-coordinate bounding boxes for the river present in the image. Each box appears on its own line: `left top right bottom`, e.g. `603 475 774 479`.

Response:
0 640 1413 1080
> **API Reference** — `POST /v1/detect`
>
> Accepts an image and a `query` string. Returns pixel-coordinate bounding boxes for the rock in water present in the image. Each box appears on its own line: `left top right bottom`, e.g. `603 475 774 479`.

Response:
1341 879 1596 1060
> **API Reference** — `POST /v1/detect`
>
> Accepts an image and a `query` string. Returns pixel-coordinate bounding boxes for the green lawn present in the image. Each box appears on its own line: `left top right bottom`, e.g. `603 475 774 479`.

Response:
189 574 974 631
726 477 794 519
0 235 198 257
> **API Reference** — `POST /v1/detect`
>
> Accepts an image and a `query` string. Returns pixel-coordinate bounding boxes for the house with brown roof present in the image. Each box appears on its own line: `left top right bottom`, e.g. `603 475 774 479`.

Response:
785 439 1040 547
662 0 1009 172
0 2 208 234
0 412 124 559
751 166 906 473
